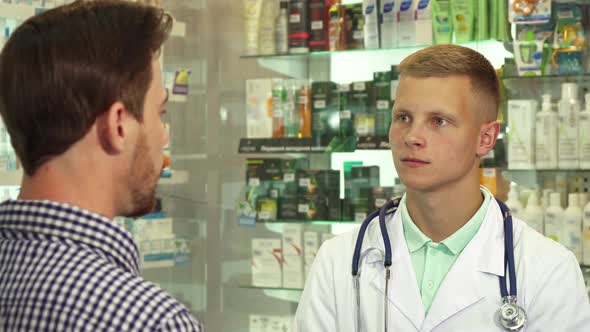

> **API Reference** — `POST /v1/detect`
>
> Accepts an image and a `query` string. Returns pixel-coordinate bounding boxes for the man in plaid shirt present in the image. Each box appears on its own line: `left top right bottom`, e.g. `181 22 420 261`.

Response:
0 1 203 331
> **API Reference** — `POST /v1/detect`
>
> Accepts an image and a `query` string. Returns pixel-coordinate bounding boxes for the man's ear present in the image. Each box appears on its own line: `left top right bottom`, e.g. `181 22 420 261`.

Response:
96 101 133 155
476 121 500 158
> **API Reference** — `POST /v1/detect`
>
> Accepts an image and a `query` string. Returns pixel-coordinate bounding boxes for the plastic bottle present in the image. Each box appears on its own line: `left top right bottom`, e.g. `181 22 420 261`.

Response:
328 0 346 51
284 80 300 137
563 193 583 262
523 190 544 234
558 83 580 169
579 93 590 168
298 80 311 137
583 200 590 265
259 0 277 55
288 0 310 53
541 189 552 211
545 192 564 243
272 79 285 137
506 185 523 220
275 0 289 54
363 0 380 49
380 1 398 48
535 94 558 169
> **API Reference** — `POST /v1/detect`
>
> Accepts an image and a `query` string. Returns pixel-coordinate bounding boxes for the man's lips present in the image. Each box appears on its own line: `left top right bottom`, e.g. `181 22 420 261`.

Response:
401 158 430 167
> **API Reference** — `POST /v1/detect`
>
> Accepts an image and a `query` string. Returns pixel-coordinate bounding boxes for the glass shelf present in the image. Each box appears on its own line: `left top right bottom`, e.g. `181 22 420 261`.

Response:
239 285 303 292
257 220 360 225
503 73 590 82
240 40 504 60
505 169 590 172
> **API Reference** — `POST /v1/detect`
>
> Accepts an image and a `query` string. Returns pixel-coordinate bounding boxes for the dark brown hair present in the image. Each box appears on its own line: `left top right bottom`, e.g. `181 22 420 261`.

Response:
0 0 172 175
398 44 500 122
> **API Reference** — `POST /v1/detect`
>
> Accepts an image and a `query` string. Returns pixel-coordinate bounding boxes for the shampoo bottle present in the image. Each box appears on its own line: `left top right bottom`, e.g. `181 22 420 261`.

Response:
558 83 580 169
432 0 452 44
506 185 523 220
564 193 583 262
363 0 380 49
380 1 399 48
450 0 474 43
259 0 277 55
523 190 544 234
275 0 289 54
535 94 558 169
545 192 564 243
579 93 590 168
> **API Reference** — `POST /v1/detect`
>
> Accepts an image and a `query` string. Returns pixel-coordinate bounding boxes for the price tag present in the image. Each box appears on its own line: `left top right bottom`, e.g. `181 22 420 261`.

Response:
259 211 272 220
314 100 326 109
248 178 260 186
353 31 363 40
340 110 352 119
299 178 311 187
375 198 387 207
270 190 279 198
377 100 389 110
284 173 295 182
298 204 310 213
311 21 323 30
298 96 308 104
290 14 301 23
353 82 366 91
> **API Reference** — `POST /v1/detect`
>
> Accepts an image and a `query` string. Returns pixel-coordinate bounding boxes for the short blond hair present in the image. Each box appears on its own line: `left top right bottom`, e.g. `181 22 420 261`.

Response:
398 44 500 122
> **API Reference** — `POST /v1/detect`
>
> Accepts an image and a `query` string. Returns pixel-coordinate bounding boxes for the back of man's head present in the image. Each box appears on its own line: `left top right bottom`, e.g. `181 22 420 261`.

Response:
0 0 172 176
397 44 500 122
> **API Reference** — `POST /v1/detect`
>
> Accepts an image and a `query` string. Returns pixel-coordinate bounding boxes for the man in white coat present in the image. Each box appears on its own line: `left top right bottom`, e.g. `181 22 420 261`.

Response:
294 45 590 331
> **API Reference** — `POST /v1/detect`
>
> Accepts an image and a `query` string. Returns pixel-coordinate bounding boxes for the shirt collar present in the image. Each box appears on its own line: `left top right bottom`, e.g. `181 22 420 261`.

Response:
401 186 492 255
0 199 140 275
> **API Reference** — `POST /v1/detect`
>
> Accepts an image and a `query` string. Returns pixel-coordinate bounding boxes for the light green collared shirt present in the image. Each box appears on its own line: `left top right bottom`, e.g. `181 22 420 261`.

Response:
400 187 492 314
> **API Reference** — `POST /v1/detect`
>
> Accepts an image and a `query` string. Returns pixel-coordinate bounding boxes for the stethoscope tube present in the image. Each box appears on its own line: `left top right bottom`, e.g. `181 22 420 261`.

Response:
351 198 526 332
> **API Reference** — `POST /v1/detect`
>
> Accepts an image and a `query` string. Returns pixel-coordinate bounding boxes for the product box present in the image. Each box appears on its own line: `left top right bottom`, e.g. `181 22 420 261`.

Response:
282 224 304 288
351 166 380 220
252 239 282 288
507 100 537 169
414 0 432 45
279 196 299 220
297 195 329 220
312 81 339 142
351 81 376 137
246 79 273 138
370 186 393 211
398 0 416 46
344 4 364 49
374 71 392 137
327 193 343 221
257 197 278 222
303 231 319 278
297 169 340 196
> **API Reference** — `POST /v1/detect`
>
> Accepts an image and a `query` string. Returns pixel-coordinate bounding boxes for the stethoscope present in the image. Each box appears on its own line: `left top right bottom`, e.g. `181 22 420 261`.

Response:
351 197 527 332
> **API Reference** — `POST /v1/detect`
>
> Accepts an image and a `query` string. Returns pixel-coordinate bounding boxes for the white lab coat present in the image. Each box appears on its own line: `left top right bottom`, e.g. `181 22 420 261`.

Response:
294 197 590 331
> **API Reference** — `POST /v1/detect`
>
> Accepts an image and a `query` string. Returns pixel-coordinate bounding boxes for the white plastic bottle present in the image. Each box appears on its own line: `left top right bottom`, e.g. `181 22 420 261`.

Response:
579 93 590 168
541 189 553 211
275 0 289 54
583 200 590 265
258 0 277 55
545 192 564 243
558 83 580 169
535 94 558 169
523 191 544 234
563 193 583 262
363 0 380 49
506 186 523 220
380 1 398 48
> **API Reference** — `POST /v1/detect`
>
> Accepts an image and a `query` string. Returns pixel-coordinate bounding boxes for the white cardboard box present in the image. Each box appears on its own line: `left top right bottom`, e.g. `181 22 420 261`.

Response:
246 79 273 138
252 239 282 288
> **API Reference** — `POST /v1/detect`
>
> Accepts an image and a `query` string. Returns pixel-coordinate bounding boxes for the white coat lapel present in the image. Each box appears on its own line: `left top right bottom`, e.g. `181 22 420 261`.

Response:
368 211 425 330
421 198 506 331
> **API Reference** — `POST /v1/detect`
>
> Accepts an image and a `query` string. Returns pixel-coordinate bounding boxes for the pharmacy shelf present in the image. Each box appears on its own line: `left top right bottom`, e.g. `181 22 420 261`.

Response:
0 169 22 186
238 137 354 154
505 169 590 172
239 285 302 303
0 3 37 21
257 220 358 225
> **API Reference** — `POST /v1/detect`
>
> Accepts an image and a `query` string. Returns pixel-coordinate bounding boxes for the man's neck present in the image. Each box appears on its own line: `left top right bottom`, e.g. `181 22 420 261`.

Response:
405 181 484 243
18 162 118 219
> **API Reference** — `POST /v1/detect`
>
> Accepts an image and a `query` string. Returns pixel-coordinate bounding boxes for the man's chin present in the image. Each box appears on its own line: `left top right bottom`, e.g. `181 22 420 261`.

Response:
126 197 158 219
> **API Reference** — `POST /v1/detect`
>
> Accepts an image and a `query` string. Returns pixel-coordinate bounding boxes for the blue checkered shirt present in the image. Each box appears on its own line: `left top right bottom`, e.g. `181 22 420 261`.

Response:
0 199 204 331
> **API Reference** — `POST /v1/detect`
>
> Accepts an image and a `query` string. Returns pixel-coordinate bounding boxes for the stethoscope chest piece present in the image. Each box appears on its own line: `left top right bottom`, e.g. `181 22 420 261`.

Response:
498 297 526 331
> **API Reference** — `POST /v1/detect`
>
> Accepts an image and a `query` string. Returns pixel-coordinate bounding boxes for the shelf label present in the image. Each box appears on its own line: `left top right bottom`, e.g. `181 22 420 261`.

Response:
298 96 308 104
375 198 387 207
258 211 272 220
249 178 261 187
290 14 301 23
284 173 295 182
